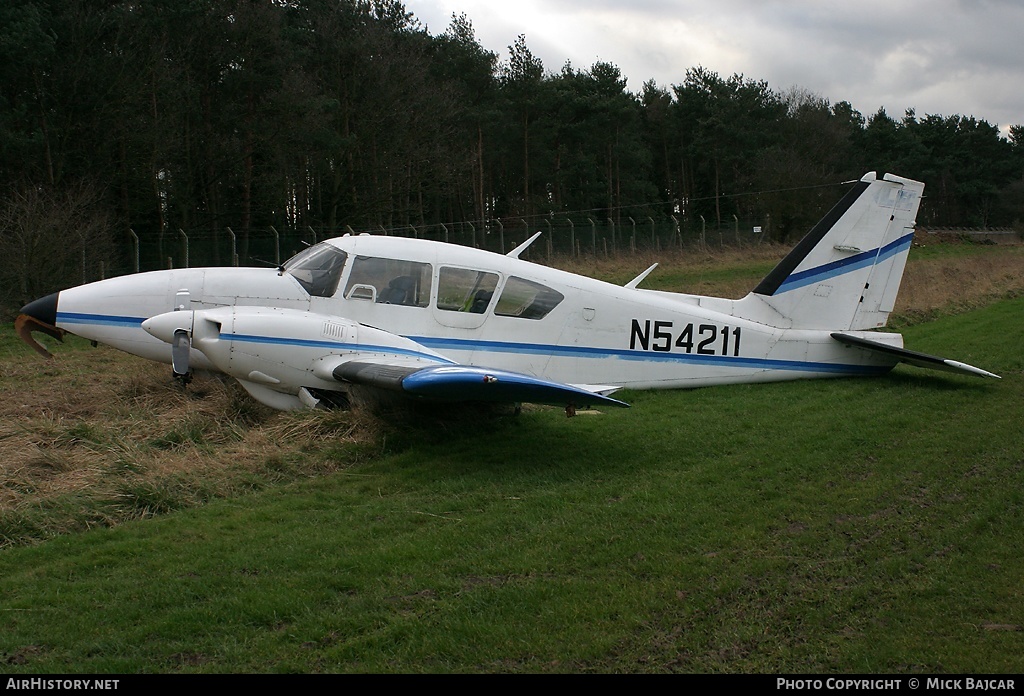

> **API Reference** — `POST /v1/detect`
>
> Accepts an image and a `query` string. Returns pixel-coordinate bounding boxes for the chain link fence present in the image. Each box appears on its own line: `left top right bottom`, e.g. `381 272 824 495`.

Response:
104 216 776 281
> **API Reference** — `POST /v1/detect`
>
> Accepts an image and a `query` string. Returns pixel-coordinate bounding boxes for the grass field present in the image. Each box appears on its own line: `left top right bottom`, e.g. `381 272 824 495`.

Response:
0 240 1022 673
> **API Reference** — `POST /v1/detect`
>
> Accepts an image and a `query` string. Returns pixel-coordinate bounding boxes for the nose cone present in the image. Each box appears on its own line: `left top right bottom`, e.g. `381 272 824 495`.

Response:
20 292 59 327
141 311 193 344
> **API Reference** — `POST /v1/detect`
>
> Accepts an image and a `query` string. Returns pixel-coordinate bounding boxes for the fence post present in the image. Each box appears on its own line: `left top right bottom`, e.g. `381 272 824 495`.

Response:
308 225 318 245
178 228 189 268
495 219 504 254
129 229 140 273
226 227 238 266
587 218 596 255
567 218 575 257
467 221 476 248
440 223 448 243
269 226 280 266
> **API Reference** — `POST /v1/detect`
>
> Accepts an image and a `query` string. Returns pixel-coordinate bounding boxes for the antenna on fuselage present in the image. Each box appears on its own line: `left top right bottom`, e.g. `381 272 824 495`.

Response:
507 231 543 259
625 263 659 289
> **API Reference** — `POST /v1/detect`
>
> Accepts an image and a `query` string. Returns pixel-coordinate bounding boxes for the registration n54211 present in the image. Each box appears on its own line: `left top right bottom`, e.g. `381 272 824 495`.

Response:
629 319 742 357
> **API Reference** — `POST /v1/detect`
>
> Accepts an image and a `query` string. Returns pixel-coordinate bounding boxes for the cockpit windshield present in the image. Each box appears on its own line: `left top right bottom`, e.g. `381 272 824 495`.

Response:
282 243 348 298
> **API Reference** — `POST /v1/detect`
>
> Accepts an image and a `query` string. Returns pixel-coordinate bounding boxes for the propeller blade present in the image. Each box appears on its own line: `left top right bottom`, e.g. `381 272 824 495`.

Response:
14 313 65 359
171 329 191 376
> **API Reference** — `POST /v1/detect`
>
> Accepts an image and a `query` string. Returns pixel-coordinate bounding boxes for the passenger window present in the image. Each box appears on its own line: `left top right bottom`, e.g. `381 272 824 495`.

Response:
436 267 499 313
282 243 348 298
344 256 431 307
495 277 564 319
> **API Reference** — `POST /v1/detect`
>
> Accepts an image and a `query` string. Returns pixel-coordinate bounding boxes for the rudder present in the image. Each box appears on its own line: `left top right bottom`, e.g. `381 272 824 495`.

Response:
739 172 924 331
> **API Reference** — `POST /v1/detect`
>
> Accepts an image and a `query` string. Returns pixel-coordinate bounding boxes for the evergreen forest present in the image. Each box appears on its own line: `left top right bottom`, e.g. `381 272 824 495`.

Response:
2 0 1023 303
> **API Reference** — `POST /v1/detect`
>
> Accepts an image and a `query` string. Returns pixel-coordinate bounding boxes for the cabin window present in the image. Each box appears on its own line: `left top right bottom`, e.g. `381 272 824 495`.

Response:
344 256 431 307
436 267 499 314
495 277 564 320
283 243 348 298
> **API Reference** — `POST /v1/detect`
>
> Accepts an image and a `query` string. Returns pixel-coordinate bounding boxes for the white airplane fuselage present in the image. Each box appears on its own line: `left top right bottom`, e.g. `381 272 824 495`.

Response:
52 235 891 407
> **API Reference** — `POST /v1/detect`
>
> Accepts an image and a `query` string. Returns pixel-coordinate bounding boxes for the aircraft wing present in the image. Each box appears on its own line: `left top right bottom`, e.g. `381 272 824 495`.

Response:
140 306 628 411
830 333 1000 379
334 360 629 409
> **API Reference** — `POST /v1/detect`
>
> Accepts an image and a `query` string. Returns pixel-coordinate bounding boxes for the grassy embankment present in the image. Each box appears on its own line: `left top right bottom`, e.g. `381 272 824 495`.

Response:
0 239 1022 672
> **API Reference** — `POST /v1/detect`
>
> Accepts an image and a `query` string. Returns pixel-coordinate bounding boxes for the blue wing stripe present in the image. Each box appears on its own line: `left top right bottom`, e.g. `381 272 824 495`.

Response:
228 333 456 364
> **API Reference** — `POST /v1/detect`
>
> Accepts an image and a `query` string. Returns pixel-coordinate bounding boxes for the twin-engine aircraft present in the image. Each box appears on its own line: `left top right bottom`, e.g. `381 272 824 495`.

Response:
16 172 998 415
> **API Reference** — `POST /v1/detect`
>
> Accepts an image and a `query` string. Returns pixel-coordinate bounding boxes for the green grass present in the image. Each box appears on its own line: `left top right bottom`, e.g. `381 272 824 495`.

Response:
1 297 1022 673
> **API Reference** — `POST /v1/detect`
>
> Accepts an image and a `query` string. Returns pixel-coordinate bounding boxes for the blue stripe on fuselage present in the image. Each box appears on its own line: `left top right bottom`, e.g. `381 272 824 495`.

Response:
58 312 146 327
410 336 889 376
55 313 887 377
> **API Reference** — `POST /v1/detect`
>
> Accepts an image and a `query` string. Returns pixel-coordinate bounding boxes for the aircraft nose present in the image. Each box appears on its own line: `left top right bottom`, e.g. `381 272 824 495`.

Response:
16 292 64 358
20 292 59 327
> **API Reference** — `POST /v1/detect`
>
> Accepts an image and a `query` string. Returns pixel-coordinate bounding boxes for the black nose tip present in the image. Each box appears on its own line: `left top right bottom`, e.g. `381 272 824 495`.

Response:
20 292 59 327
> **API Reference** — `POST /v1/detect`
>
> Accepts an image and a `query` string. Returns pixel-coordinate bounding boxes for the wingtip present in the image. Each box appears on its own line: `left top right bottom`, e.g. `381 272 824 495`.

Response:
942 359 1001 379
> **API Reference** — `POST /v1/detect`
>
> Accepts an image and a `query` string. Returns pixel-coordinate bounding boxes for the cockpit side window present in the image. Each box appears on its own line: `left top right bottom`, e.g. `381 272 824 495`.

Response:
344 256 432 307
436 267 499 314
495 277 564 319
283 243 348 298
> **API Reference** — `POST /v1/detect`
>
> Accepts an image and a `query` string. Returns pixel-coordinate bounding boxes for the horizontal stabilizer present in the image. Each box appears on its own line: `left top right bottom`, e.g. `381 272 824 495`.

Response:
831 333 1000 379
335 361 629 408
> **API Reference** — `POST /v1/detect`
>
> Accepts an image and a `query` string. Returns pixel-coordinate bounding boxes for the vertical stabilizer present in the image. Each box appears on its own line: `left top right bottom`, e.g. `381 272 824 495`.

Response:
740 172 923 331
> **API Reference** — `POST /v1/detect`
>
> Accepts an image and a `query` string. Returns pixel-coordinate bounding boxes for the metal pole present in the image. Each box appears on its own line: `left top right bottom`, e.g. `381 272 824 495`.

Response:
440 223 448 244
587 218 596 255
567 218 575 257
308 225 318 245
467 221 476 248
496 219 504 254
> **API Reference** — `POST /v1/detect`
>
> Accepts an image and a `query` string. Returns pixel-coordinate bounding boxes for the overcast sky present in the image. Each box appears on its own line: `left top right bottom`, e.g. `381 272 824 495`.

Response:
407 0 1021 137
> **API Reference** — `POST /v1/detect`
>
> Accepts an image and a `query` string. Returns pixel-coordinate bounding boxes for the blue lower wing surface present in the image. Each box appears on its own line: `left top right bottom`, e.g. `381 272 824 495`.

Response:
400 365 629 408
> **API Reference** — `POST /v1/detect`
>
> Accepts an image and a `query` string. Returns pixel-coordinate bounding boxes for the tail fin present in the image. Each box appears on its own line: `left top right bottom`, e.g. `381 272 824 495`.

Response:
740 172 924 331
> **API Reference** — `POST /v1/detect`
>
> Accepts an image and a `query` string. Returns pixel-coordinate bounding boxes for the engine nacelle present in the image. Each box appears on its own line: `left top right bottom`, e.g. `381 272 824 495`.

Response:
143 306 450 407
